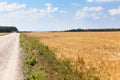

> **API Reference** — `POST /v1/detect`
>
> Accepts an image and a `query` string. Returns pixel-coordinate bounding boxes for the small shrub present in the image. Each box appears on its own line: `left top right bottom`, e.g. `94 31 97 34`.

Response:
29 73 45 80
26 55 36 66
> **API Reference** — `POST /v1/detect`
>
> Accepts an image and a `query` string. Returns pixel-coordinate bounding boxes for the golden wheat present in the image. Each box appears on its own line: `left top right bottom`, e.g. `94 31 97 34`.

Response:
25 32 120 80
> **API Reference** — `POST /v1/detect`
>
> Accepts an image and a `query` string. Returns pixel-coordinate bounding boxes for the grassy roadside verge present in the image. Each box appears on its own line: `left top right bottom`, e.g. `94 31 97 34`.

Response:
20 33 99 80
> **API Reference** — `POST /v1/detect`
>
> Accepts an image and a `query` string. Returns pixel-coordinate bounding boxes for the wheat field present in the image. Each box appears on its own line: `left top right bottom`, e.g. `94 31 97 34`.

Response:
25 32 120 80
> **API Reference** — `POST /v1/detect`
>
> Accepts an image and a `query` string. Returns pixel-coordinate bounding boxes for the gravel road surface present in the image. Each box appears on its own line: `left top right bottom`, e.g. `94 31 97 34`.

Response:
0 33 21 80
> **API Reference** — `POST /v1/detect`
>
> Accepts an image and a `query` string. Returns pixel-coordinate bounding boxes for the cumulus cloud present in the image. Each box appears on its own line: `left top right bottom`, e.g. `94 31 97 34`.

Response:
108 6 120 16
0 1 26 12
86 0 120 3
0 2 60 30
45 3 58 15
0 2 59 19
75 6 103 20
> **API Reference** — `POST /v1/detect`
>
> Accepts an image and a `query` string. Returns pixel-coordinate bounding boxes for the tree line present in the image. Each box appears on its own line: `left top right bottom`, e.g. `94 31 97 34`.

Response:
0 26 18 32
64 28 120 32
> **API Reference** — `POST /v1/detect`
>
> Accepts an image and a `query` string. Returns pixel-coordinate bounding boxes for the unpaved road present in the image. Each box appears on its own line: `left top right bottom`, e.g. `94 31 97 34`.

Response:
0 33 21 80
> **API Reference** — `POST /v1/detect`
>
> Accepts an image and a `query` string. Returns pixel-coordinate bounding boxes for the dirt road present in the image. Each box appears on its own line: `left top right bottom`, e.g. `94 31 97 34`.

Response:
0 33 21 80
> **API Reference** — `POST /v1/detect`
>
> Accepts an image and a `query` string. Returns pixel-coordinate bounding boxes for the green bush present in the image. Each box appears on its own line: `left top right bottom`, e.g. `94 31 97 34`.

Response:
26 55 36 66
29 73 45 80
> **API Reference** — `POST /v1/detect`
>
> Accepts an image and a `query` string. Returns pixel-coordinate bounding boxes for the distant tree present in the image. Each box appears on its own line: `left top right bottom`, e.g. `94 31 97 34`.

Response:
64 28 120 32
0 26 18 32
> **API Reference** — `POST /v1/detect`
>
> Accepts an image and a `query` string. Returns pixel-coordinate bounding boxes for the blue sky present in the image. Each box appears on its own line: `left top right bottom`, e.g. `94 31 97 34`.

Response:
0 0 120 31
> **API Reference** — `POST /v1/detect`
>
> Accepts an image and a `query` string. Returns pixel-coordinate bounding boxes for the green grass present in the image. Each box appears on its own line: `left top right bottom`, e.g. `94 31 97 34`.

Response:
29 73 45 80
26 54 36 66
20 33 99 80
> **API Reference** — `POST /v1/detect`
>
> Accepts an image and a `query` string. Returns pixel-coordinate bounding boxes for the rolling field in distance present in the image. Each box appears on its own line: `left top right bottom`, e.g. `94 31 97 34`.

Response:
25 32 120 80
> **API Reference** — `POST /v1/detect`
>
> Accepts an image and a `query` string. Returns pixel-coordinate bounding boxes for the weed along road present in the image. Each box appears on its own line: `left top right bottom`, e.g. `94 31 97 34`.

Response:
0 33 21 80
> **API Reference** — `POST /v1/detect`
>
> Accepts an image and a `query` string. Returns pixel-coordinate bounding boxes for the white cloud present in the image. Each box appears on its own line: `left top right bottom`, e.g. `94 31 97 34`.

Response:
108 6 120 16
0 2 59 19
0 1 26 12
0 2 60 30
45 3 58 14
83 6 103 11
75 6 103 20
87 0 94 2
86 0 120 3
0 2 58 17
